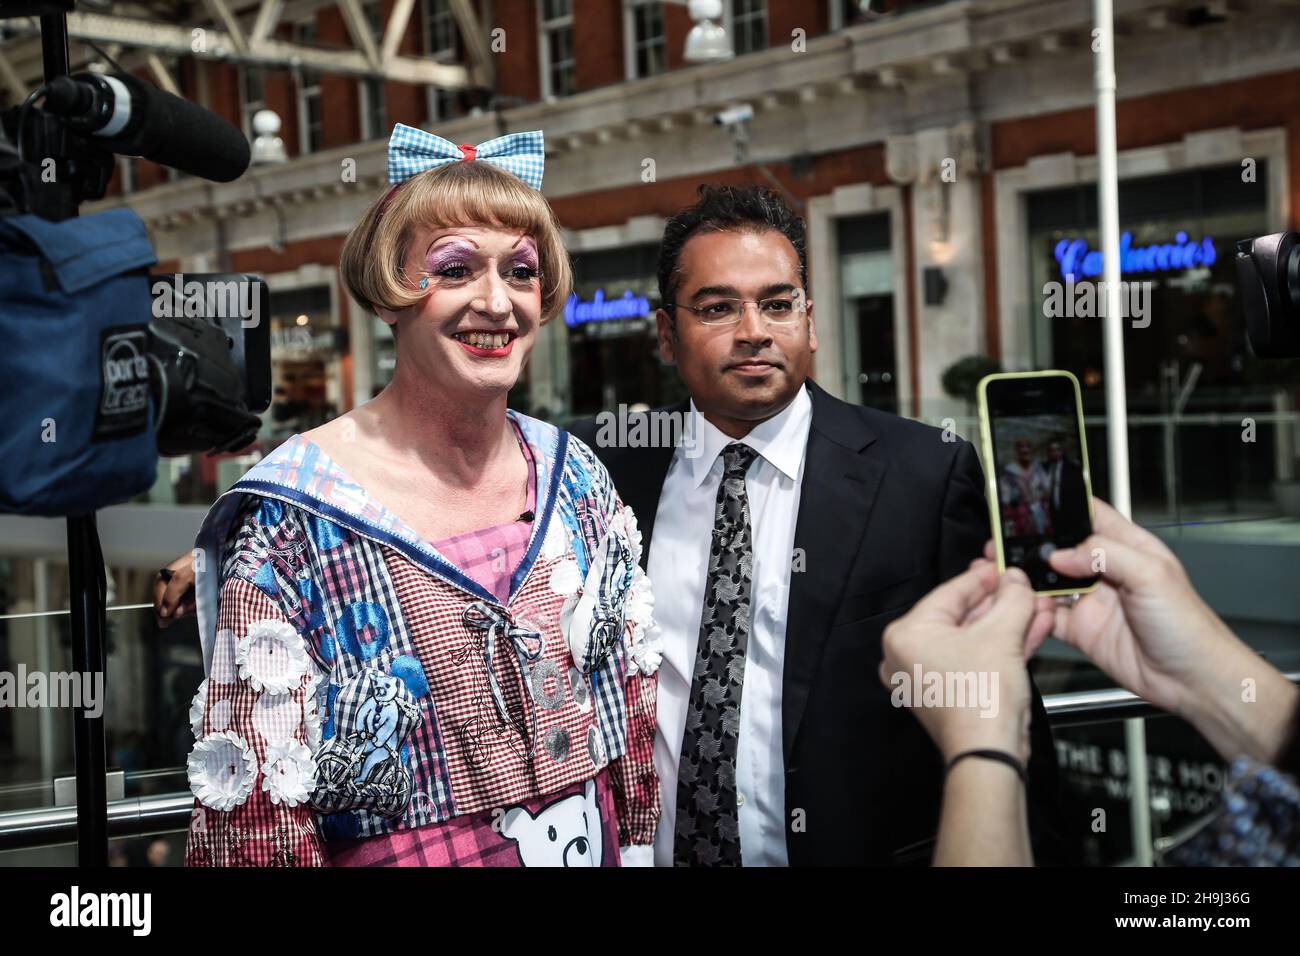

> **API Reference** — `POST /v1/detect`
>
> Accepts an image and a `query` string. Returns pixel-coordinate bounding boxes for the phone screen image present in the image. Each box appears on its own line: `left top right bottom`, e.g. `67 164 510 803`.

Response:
984 374 1098 593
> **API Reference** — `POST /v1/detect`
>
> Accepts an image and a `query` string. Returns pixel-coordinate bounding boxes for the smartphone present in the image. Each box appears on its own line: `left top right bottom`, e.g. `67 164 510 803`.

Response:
977 370 1098 595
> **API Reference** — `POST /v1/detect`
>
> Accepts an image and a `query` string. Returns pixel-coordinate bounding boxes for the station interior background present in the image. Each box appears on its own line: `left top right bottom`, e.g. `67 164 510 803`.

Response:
2 0 1300 865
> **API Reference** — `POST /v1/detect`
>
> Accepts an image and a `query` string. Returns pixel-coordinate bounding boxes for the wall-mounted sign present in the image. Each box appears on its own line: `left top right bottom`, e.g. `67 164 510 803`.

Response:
1054 231 1217 280
564 289 653 328
270 326 343 353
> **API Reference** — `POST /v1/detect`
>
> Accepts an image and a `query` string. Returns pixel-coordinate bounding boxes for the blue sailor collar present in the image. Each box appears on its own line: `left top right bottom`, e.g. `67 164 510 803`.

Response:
193 409 569 673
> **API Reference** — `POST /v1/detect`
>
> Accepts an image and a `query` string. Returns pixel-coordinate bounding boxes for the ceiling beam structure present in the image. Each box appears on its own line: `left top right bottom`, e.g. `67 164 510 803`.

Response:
447 0 493 88
249 0 285 45
379 0 416 64
0 0 479 98
335 0 381 71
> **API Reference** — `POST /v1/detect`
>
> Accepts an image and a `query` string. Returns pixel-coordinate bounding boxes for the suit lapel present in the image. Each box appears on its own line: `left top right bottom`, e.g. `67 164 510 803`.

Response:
782 381 886 763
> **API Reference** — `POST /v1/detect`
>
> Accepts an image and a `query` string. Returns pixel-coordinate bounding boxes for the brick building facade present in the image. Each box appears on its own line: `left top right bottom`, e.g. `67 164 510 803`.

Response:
82 0 1300 435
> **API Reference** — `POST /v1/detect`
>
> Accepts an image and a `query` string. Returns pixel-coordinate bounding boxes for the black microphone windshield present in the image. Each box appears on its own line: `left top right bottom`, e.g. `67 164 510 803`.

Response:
101 73 251 183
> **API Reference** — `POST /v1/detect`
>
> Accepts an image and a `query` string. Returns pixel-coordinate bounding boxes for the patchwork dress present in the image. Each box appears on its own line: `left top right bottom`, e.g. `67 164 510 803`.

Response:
183 411 662 866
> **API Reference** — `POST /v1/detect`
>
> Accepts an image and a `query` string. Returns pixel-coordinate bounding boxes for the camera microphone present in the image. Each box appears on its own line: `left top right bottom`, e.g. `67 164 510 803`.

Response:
43 72 251 183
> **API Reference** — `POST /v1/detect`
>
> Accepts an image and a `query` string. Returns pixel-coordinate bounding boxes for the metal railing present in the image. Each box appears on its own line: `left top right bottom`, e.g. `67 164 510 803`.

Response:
0 793 192 852
8 677 1297 853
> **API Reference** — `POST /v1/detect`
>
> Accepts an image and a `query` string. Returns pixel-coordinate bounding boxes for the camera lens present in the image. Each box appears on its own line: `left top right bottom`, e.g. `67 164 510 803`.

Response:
1236 231 1300 358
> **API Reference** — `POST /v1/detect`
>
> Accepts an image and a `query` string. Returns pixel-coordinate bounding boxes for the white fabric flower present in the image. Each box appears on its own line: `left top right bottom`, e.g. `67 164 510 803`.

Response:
188 679 208 740
236 619 310 695
626 600 665 676
624 567 663 675
627 621 664 676
541 514 569 562
252 693 298 744
624 564 655 634
187 731 258 812
261 741 316 808
549 558 583 597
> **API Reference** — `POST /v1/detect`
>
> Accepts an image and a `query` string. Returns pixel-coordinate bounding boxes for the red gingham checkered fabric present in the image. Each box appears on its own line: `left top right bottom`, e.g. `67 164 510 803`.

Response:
186 503 660 864
384 548 605 812
324 768 621 866
185 578 328 867
611 656 659 846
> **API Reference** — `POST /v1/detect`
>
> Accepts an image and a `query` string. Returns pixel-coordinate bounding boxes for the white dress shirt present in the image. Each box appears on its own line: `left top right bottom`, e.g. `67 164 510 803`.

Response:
647 384 812 867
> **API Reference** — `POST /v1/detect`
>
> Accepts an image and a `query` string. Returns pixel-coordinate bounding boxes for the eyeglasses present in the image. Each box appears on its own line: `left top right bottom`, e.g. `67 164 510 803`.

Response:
667 295 809 327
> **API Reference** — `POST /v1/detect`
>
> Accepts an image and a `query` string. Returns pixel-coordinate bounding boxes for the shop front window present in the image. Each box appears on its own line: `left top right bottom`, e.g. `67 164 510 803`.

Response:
1022 160 1300 825
1027 163 1276 520
837 212 897 413
265 286 343 450
564 245 684 421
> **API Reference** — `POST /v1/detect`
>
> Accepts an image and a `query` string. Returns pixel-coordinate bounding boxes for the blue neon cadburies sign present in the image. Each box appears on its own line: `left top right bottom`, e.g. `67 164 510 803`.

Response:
1054 231 1216 280
564 289 653 328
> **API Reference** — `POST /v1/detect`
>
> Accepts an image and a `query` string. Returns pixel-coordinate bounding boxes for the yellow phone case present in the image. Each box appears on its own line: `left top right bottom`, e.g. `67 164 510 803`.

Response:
976 369 1100 597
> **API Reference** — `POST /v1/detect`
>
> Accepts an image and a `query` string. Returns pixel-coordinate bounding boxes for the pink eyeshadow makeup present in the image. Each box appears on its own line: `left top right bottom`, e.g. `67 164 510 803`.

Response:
425 242 478 272
512 238 539 271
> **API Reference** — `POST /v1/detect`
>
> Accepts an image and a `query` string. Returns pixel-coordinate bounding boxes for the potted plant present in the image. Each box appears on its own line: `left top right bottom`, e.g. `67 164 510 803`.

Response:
941 354 1003 414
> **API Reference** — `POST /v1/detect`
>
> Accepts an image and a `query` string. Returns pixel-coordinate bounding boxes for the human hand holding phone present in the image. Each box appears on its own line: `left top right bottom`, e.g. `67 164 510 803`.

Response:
879 561 1054 765
986 498 1300 764
978 370 1098 595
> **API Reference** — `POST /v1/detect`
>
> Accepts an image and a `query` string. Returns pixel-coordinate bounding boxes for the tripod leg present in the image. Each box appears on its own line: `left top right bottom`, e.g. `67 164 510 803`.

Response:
66 514 108 867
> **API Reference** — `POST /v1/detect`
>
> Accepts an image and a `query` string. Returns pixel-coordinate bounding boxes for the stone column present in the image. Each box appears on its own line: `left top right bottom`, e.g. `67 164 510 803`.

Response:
887 121 987 424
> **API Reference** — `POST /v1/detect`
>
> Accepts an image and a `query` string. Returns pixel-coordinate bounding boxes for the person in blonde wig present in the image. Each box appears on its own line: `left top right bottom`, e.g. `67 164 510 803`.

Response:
181 128 662 867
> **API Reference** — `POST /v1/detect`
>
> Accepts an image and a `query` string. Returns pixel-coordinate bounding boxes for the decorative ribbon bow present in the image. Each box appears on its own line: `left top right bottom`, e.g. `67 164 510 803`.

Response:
387 123 545 190
461 602 545 753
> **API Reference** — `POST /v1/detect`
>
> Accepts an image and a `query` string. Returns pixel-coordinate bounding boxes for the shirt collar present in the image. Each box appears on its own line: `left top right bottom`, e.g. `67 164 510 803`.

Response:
685 383 813 489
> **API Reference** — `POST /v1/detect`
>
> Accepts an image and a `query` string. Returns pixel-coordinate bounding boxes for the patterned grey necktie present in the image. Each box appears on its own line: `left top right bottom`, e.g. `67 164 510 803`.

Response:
674 441 759 867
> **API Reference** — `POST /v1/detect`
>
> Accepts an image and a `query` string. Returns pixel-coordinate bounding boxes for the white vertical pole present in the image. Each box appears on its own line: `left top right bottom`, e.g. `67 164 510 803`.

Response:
1093 0 1152 866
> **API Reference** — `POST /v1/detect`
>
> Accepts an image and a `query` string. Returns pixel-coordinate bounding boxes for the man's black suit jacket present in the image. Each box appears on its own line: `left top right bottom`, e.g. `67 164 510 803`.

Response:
1050 459 1091 544
568 379 1072 866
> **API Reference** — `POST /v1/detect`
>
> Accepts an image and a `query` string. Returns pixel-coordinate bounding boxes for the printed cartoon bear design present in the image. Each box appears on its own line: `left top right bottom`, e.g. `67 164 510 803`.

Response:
500 778 605 867
311 668 420 817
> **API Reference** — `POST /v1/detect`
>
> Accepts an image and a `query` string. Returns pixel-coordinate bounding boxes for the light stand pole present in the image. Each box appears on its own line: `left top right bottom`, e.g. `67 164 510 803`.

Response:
1093 0 1152 867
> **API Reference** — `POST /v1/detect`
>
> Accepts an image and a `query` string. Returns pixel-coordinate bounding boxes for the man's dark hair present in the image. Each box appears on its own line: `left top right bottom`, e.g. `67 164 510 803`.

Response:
657 184 807 312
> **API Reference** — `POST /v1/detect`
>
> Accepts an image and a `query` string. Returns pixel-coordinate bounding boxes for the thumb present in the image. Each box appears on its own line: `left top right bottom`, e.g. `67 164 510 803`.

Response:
978 567 1037 643
1049 533 1152 593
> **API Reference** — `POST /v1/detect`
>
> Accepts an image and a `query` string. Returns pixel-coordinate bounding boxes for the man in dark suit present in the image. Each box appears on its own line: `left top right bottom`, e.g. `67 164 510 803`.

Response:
1046 437 1090 545
570 184 1070 866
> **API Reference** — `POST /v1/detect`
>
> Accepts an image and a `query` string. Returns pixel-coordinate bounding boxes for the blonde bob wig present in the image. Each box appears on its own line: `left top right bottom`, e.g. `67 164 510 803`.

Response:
340 159 572 325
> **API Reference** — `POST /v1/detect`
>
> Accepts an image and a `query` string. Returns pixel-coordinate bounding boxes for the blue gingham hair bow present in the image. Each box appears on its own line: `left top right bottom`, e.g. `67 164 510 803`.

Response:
387 123 545 190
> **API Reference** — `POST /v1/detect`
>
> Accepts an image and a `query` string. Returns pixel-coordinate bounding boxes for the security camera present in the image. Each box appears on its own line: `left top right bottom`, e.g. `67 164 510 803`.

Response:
713 104 754 127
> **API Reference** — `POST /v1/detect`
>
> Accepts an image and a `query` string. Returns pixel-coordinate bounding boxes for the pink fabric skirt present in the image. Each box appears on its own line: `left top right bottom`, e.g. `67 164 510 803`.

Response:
324 768 621 867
